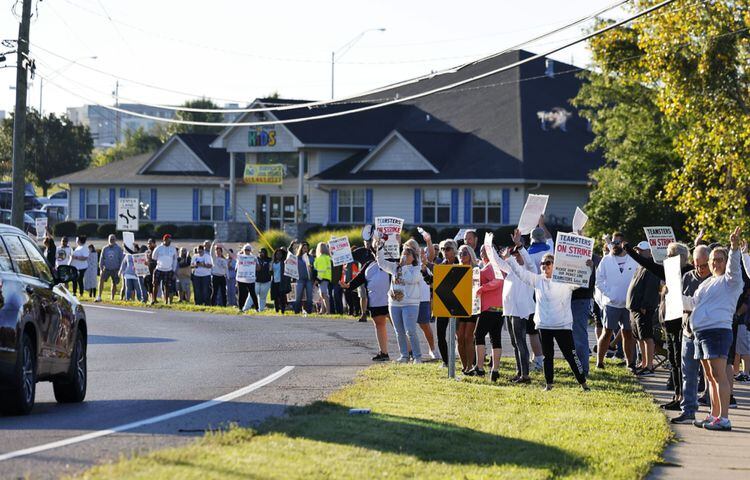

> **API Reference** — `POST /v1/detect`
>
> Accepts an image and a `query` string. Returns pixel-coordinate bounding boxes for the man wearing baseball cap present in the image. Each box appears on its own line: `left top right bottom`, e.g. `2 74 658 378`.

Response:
626 241 661 375
152 234 178 305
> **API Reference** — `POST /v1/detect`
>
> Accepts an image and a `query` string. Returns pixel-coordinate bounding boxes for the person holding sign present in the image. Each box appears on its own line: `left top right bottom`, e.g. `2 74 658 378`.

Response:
190 244 213 306
469 244 504 381
293 243 314 315
271 248 292 314
313 243 332 315
237 244 260 312
683 227 744 431
457 245 479 374
487 231 591 391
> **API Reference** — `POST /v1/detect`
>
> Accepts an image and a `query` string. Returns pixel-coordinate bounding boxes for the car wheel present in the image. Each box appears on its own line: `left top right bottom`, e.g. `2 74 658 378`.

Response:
52 330 87 404
1 332 36 416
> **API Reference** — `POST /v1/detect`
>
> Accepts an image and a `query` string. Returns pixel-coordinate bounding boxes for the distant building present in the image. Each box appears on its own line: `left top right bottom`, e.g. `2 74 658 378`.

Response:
66 104 175 148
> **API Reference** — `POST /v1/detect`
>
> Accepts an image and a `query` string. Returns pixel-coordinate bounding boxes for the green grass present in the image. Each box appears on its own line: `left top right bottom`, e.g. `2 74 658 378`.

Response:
72 361 672 480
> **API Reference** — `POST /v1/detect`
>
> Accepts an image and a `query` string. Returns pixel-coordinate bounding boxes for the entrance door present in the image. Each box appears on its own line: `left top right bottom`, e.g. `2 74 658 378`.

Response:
258 195 297 230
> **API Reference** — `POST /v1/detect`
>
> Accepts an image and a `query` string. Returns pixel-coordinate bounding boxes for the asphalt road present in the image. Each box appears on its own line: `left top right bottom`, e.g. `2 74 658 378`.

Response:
0 305 382 480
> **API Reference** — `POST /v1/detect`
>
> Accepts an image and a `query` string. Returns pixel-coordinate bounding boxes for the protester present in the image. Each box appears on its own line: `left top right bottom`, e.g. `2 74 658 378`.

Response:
56 236 72 272
625 241 661 375
405 238 438 361
468 244 504 381
271 247 291 314
144 238 157 302
684 227 743 431
69 236 89 296
176 247 192 303
210 241 228 306
97 234 123 302
463 229 481 258
595 231 639 371
43 229 56 271
83 244 98 298
526 219 554 371
457 244 479 373
376 236 424 363
151 234 178 305
227 249 238 307
294 242 314 314
255 248 272 311
191 244 213 306
434 239 459 366
489 231 590 391
237 244 259 312
313 242 332 314
120 243 144 301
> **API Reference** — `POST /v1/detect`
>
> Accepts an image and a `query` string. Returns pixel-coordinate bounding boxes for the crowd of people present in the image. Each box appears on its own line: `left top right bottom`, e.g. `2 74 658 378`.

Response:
38 216 750 432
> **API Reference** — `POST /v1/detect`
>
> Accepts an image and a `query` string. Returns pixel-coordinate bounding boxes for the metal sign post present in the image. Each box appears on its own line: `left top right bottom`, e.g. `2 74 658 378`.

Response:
448 317 457 379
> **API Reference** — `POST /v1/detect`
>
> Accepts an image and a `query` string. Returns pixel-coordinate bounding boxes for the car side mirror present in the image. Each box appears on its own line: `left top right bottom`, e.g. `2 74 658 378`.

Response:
55 265 78 284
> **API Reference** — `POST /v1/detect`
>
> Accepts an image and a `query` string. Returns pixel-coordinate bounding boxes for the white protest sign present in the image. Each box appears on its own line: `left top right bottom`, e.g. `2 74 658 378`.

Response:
237 254 257 283
117 198 139 231
664 255 684 320
284 252 299 280
35 217 47 240
132 253 149 277
471 266 482 315
122 231 135 251
551 232 594 287
572 207 588 233
328 236 354 267
375 216 404 259
644 226 676 264
517 194 549 235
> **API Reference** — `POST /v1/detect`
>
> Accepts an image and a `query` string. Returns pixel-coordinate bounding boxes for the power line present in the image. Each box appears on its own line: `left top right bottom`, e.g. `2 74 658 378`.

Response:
38 0 680 128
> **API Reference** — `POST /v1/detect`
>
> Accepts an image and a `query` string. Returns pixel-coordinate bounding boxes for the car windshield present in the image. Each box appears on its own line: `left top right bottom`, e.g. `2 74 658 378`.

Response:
25 211 46 219
23 214 34 223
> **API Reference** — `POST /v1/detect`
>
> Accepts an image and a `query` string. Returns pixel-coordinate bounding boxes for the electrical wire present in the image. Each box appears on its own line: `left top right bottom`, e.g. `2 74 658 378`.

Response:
38 0 680 128
35 0 634 114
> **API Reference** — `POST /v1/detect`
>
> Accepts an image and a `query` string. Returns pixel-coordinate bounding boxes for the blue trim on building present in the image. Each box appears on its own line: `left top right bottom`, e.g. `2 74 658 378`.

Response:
79 188 85 219
150 189 157 221
464 189 472 224
450 189 458 224
192 189 199 221
413 189 421 224
502 188 510 225
365 188 373 223
119 187 126 198
224 189 230 221
108 188 116 219
329 189 338 224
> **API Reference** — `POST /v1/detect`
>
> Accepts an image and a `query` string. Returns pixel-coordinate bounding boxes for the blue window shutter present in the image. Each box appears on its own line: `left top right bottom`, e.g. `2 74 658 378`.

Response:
119 187 126 198
502 188 510 225
413 189 421 224
464 189 472 223
329 189 338 224
450 189 458 224
365 188 373 223
109 188 116 220
224 189 230 221
79 188 85 219
150 189 157 221
192 189 199 221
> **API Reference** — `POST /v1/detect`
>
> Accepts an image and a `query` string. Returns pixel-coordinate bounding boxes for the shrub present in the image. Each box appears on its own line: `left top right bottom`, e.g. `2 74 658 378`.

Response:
154 224 179 238
261 229 291 251
77 223 99 238
53 221 77 237
138 223 155 239
306 227 363 250
97 223 117 238
193 224 215 240
405 225 438 242
437 227 460 242
176 225 194 239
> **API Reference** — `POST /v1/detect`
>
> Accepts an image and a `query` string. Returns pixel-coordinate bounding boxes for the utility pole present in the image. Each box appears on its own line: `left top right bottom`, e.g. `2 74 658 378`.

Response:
38 77 42 115
10 0 32 229
114 80 120 144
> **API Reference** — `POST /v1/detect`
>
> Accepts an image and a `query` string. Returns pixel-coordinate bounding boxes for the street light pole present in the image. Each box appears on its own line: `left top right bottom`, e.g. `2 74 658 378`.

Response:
330 28 385 99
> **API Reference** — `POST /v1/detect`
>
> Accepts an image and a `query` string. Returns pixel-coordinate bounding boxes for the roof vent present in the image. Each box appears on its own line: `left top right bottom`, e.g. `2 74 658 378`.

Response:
425 114 431 122
545 59 555 78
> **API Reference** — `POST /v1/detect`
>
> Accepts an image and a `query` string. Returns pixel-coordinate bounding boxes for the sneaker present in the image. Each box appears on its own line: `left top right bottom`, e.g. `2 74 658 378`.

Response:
465 368 485 377
605 350 615 359
693 415 715 428
94 297 102 303
671 413 696 424
595 363 605 370
738 373 750 383
543 384 553 391
581 383 590 391
729 396 738 409
413 357 423 364
660 400 681 411
396 356 409 363
704 417 732 431
372 352 390 362
514 377 531 384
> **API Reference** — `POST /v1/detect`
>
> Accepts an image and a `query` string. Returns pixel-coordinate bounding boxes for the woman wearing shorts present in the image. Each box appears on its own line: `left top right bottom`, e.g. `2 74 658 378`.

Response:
457 244 479 373
344 247 391 361
467 244 504 381
405 238 438 361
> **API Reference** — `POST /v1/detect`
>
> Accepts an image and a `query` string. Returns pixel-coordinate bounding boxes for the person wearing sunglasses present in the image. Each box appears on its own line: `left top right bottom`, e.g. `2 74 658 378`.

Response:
434 239 459 366
457 244 479 374
486 230 591 391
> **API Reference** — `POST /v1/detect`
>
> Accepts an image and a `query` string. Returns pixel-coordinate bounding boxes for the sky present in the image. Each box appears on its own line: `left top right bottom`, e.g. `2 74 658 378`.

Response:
0 0 631 118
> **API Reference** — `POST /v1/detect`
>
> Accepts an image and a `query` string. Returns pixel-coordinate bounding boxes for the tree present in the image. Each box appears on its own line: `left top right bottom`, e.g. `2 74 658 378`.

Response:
577 0 749 242
0 110 93 196
93 127 164 167
165 98 224 136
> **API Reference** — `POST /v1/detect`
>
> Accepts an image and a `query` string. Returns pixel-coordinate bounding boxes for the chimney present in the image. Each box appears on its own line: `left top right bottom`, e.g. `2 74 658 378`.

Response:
545 59 555 78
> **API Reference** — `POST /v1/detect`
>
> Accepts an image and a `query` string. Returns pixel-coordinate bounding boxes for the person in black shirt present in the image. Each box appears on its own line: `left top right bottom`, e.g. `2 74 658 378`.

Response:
255 248 273 311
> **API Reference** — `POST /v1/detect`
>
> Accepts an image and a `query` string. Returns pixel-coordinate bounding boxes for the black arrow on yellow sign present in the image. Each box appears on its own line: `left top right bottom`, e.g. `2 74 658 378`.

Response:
433 265 472 318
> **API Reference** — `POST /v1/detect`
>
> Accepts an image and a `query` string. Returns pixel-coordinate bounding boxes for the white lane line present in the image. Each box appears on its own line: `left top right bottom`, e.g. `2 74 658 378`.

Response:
84 304 156 314
0 365 295 462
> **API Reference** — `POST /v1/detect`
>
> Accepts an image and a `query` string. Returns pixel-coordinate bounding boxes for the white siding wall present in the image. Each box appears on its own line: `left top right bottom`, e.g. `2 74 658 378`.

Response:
147 142 210 173
308 149 361 175
361 137 433 171
69 187 81 220
152 186 195 222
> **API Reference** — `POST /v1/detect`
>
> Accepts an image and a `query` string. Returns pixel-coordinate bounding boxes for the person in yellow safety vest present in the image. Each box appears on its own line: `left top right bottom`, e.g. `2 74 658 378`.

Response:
314 243 333 314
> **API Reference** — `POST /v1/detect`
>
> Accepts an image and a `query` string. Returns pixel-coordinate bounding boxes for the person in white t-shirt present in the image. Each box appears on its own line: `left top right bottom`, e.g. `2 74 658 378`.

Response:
191 244 213 305
56 236 72 271
69 236 90 296
151 234 178 305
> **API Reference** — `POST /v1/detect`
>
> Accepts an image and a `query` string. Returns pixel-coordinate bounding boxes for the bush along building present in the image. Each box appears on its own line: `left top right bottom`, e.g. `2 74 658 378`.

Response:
52 50 603 241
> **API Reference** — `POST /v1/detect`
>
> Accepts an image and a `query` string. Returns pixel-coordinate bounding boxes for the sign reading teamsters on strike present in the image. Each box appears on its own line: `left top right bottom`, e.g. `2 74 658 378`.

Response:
552 232 594 287
644 226 676 264
243 163 284 185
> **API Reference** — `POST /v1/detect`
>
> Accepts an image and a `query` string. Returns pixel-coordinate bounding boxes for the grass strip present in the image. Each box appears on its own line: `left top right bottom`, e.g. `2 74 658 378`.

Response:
73 360 672 479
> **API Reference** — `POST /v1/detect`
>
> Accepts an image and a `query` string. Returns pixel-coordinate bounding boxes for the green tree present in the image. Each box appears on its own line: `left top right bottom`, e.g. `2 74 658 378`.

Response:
93 127 164 167
165 98 224 136
0 110 93 196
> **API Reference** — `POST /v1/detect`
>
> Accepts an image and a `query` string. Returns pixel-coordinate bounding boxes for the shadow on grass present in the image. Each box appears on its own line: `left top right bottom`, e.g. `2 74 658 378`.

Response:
257 402 588 475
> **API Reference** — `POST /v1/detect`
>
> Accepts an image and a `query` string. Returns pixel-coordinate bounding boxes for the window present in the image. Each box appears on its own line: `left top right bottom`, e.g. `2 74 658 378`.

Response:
0 236 14 272
199 189 225 221
125 188 151 219
422 189 451 224
20 237 54 283
472 189 502 224
337 189 365 223
85 188 110 220
257 152 299 177
3 236 35 277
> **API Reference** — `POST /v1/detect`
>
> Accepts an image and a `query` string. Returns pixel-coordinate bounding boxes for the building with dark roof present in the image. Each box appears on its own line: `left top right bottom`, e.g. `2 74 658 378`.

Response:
52 50 602 238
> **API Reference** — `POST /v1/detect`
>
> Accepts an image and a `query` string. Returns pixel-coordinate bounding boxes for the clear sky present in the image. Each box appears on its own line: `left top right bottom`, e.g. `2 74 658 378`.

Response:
0 0 629 117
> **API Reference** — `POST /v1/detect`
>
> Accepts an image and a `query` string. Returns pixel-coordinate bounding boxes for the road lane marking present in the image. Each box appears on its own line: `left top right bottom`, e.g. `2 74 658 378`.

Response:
84 305 156 314
0 366 295 462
